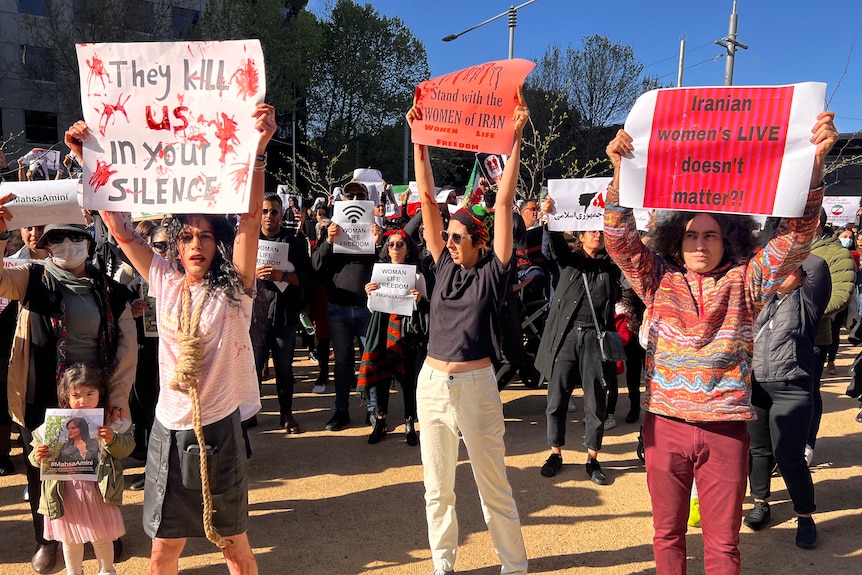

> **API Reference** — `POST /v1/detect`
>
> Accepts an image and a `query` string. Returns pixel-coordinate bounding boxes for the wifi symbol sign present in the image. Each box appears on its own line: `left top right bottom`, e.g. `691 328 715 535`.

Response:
343 205 367 223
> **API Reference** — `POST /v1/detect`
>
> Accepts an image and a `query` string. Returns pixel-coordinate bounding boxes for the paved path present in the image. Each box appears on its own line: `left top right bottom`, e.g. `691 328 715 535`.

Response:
2 349 861 574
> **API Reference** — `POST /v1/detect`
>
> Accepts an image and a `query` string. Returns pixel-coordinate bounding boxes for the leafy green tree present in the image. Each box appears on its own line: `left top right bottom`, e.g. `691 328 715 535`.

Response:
306 0 429 167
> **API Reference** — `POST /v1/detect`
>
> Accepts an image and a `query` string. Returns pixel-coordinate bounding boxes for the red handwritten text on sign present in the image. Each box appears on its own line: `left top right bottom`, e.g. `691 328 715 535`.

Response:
412 59 535 156
645 86 794 213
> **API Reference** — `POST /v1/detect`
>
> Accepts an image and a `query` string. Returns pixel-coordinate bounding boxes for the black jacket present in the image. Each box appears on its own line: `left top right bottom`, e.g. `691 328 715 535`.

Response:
752 254 830 383
534 229 620 381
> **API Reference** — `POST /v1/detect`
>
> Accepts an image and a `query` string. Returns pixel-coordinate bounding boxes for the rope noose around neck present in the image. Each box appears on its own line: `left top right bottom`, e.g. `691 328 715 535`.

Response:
169 281 226 548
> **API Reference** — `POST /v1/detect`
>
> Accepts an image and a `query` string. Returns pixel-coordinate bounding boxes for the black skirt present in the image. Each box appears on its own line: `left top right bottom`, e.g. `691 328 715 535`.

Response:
142 409 249 539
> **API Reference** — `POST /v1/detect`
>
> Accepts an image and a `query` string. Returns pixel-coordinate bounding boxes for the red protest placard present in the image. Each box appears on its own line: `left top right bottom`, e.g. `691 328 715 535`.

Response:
412 59 535 155
620 83 825 217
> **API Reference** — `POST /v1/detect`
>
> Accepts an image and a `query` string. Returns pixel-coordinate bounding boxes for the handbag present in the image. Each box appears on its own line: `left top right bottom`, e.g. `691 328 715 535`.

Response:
582 274 627 363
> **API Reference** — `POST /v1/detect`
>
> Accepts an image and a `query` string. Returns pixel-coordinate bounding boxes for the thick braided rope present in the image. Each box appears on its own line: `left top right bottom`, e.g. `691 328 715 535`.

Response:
170 282 226 548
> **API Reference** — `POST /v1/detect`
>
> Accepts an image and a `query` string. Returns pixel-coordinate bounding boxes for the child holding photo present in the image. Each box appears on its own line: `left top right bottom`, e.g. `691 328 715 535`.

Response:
30 363 133 575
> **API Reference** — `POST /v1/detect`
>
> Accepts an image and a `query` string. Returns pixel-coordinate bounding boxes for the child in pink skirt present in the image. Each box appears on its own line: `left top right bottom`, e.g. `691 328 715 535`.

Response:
30 363 133 575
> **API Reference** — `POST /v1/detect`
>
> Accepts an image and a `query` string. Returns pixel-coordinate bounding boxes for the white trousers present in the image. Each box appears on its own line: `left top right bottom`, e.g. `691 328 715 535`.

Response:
417 364 528 575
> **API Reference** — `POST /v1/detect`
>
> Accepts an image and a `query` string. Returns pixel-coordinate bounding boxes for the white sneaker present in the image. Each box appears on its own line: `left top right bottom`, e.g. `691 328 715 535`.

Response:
567 398 577 413
603 414 617 430
312 383 326 394
804 444 814 467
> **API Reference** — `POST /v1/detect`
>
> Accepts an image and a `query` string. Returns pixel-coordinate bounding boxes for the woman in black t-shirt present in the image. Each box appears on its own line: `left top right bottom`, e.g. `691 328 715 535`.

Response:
405 89 530 575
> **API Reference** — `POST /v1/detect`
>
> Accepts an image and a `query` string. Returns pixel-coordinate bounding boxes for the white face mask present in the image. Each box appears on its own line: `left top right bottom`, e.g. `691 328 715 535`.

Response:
840 237 854 249
50 238 90 270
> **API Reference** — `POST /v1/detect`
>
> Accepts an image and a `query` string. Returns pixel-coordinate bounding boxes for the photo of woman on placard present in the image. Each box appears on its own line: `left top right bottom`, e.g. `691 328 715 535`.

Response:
56 417 100 465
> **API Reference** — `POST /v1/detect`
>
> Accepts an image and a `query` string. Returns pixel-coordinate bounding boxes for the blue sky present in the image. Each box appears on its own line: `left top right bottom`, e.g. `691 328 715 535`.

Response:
308 0 862 133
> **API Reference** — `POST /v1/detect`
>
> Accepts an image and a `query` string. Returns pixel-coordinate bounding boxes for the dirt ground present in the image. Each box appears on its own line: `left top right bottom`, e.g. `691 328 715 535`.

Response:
2 348 862 574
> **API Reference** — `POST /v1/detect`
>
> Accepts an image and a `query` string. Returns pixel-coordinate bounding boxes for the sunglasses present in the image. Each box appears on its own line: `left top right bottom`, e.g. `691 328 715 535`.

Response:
262 208 281 215
345 194 367 200
151 241 168 253
441 230 472 245
387 241 405 249
522 206 539 212
46 234 88 246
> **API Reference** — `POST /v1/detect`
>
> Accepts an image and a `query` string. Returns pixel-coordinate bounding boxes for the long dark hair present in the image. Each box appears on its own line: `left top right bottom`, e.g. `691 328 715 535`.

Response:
162 214 246 301
65 417 91 440
379 229 422 270
649 211 758 269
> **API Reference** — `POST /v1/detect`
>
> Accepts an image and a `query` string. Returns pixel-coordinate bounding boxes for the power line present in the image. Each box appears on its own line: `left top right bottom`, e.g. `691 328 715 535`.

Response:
656 53 726 81
643 41 716 69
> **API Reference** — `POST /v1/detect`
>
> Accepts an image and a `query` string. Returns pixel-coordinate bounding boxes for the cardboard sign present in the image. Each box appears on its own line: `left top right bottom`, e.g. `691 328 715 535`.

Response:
368 263 416 316
412 59 535 155
547 178 611 231
75 40 266 214
620 83 826 216
1 180 86 229
823 196 860 228
331 200 375 254
40 408 103 481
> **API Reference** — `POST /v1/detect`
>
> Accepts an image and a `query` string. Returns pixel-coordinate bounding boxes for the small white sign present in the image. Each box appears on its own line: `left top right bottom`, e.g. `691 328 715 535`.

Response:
368 263 416 316
1 180 86 229
332 200 376 254
547 178 611 232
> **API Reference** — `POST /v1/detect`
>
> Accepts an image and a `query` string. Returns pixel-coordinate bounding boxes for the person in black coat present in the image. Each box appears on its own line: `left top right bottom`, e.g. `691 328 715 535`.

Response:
744 254 830 548
534 197 620 485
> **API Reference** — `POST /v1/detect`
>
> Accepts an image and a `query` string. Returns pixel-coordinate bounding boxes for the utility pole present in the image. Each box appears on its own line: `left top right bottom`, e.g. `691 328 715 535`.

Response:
714 0 748 86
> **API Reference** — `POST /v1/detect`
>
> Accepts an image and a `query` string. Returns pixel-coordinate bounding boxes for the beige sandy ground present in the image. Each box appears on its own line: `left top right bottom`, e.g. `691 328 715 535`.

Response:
2 348 862 575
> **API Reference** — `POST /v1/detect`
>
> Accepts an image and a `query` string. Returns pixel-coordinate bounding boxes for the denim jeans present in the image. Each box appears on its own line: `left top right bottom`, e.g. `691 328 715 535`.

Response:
328 303 371 412
252 323 298 418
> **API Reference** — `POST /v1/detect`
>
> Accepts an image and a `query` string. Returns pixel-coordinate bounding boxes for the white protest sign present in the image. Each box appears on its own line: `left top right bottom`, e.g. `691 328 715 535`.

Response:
620 83 825 216
546 178 611 232
332 200 375 254
257 239 290 292
368 263 416 316
823 196 859 228
1 180 85 229
75 40 266 214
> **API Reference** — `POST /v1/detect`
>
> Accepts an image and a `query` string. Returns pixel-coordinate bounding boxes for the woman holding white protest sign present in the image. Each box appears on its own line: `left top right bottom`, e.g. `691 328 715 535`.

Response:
64 102 276 575
405 87 530 575
358 229 429 446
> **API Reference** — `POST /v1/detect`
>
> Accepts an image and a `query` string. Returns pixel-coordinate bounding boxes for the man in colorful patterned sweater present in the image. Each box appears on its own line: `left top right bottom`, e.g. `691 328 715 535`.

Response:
603 111 838 575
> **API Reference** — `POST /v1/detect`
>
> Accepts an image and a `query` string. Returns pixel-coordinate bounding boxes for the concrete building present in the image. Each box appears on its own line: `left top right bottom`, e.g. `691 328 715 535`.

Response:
0 0 205 176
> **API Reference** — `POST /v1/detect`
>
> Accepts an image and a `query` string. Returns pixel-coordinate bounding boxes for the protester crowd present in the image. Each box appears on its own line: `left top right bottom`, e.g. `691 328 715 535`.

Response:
0 83 853 575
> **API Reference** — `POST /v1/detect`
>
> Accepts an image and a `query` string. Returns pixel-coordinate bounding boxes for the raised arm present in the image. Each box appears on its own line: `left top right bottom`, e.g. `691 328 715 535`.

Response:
492 88 529 268
234 104 277 290
406 102 445 263
65 121 156 281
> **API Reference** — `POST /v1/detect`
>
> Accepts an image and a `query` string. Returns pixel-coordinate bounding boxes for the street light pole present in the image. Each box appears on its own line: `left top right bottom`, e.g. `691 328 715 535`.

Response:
442 0 538 59
714 0 748 86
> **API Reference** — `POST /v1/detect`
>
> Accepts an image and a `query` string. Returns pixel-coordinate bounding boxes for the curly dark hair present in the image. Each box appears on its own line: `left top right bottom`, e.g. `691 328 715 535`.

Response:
58 362 110 409
648 211 759 269
162 214 246 302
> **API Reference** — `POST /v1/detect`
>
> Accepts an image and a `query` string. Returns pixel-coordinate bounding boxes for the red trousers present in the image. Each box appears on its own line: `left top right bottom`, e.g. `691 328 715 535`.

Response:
643 412 749 575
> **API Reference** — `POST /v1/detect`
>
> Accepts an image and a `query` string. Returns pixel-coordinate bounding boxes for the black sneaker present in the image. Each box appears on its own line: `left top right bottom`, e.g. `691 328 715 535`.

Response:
624 409 640 424
128 473 146 491
325 410 351 431
743 501 771 530
795 516 817 548
0 455 14 476
586 458 607 485
540 453 563 477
